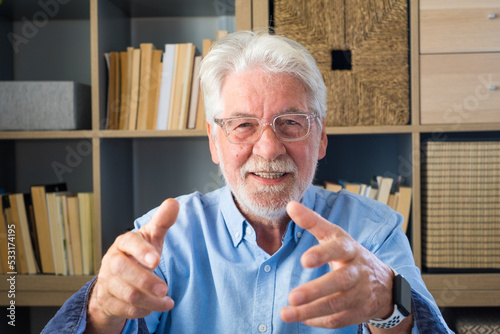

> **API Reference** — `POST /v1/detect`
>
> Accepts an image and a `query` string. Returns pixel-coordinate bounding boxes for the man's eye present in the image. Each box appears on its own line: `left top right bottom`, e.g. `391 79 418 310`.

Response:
236 122 252 128
284 119 299 126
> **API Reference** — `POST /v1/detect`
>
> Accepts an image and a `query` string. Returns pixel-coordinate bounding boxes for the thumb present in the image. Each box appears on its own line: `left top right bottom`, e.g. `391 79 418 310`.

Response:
287 201 337 241
139 198 179 253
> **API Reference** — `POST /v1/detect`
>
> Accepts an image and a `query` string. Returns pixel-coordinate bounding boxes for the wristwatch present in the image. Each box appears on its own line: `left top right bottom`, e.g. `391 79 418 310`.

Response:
368 269 412 329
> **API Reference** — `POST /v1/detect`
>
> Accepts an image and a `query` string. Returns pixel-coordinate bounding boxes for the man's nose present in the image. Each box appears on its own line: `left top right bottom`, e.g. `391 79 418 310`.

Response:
252 124 286 160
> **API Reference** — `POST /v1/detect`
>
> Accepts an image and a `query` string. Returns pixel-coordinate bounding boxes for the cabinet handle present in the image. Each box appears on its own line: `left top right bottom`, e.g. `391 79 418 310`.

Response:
488 13 496 19
489 85 497 91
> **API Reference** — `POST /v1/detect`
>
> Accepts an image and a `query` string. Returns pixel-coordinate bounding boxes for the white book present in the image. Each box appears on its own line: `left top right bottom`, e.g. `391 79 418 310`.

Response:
376 177 394 205
156 44 176 130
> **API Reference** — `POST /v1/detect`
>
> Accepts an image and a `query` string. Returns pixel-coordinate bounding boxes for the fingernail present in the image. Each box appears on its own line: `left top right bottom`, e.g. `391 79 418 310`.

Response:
145 253 156 266
290 291 305 305
162 296 174 309
302 252 319 268
153 283 167 296
281 307 296 322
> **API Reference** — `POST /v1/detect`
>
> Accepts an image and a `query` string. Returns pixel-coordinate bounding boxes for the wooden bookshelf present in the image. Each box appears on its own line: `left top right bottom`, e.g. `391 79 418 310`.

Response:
0 0 499 309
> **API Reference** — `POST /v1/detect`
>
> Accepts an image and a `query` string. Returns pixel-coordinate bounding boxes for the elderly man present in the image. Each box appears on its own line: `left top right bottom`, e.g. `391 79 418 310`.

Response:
44 31 451 333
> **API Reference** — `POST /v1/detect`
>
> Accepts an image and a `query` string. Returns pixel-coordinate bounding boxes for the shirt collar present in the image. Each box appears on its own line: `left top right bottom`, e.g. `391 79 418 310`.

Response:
293 185 317 242
219 185 317 247
220 186 247 247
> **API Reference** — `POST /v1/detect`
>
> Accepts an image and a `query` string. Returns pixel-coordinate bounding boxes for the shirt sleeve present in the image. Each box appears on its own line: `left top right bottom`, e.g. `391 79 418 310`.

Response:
121 318 150 334
358 288 450 334
411 289 451 333
41 276 149 334
41 277 97 334
362 207 452 333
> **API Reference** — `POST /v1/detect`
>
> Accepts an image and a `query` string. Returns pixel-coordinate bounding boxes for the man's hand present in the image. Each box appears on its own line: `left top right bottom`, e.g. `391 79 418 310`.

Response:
280 201 410 331
85 198 179 334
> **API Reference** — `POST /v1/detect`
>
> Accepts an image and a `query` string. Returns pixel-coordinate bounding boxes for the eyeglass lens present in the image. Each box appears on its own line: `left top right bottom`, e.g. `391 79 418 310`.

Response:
225 114 311 143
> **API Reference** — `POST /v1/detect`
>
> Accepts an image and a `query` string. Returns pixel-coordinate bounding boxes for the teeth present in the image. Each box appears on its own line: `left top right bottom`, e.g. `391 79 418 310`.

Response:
254 172 286 179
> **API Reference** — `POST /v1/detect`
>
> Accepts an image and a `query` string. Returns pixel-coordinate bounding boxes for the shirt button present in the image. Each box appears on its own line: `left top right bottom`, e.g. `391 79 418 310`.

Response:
297 231 303 238
235 232 240 239
246 227 253 235
264 265 271 273
258 324 267 332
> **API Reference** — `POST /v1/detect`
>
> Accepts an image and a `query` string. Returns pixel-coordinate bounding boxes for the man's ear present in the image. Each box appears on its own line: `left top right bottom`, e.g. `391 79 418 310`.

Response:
207 122 220 164
318 120 328 160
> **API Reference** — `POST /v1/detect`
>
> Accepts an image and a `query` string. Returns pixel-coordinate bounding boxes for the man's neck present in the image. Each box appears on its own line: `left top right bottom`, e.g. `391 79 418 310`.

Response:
239 206 290 255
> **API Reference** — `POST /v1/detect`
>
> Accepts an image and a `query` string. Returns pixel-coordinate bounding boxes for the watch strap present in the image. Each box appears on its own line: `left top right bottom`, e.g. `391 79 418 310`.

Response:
367 304 406 329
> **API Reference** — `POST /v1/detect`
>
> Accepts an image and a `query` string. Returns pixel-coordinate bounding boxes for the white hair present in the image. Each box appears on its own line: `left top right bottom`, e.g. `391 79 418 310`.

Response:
199 31 327 126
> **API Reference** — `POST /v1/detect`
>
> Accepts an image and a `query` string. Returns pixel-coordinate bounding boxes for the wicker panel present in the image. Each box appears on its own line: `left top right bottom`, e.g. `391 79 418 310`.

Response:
421 141 500 270
273 0 410 126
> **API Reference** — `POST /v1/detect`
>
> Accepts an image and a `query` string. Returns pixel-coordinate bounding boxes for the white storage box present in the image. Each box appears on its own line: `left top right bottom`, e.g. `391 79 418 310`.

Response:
0 81 91 130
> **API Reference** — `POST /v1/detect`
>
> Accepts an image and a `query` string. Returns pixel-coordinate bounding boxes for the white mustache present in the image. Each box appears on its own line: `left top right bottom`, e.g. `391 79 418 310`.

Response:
240 157 298 179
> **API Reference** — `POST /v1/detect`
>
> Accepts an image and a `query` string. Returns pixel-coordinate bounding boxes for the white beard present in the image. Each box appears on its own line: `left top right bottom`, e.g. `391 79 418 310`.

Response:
218 152 318 223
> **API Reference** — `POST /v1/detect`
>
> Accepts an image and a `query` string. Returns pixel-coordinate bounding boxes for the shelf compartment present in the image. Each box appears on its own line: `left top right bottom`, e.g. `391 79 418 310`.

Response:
99 137 220 252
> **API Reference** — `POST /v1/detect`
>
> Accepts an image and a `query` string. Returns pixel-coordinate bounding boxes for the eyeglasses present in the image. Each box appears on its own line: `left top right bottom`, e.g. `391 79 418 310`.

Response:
214 112 318 144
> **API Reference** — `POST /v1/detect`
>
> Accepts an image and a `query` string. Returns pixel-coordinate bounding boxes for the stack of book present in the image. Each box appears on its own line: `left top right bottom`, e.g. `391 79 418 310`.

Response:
324 176 412 233
104 35 223 131
421 141 500 270
0 183 95 276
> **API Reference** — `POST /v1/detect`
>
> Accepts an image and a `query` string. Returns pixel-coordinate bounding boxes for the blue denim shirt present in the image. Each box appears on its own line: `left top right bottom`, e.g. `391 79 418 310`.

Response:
43 186 453 333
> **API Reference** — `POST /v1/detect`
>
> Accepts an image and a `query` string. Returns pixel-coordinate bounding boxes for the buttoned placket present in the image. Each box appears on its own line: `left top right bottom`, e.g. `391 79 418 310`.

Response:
248 222 302 334
251 257 277 333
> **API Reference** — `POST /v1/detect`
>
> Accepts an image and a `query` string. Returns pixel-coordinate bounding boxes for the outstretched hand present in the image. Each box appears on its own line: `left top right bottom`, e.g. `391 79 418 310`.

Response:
86 198 179 334
280 201 396 329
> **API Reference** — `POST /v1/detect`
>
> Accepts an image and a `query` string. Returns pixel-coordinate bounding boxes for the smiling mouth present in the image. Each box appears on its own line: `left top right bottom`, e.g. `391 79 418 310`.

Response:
252 172 287 179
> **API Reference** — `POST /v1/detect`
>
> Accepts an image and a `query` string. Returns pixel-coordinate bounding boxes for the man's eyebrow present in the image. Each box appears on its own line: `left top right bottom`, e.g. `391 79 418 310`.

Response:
278 107 308 115
226 111 254 118
224 107 308 118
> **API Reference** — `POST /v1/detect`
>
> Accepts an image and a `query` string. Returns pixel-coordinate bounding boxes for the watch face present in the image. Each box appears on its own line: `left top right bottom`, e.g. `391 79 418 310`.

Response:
394 275 412 317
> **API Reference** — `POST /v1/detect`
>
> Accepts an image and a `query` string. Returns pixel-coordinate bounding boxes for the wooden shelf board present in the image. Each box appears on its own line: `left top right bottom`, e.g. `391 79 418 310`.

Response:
325 125 415 135
423 273 500 307
0 130 96 140
0 275 94 306
0 291 81 307
429 290 500 307
104 0 231 17
423 273 500 290
418 123 500 133
98 129 208 138
2 123 498 140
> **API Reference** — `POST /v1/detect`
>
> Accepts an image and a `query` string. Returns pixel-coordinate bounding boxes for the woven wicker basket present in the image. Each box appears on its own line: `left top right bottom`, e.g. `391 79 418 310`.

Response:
273 0 410 126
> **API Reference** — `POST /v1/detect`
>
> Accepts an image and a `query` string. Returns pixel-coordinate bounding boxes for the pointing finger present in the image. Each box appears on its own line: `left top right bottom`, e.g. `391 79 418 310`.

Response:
287 201 343 241
125 198 179 269
287 201 355 268
139 198 179 251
